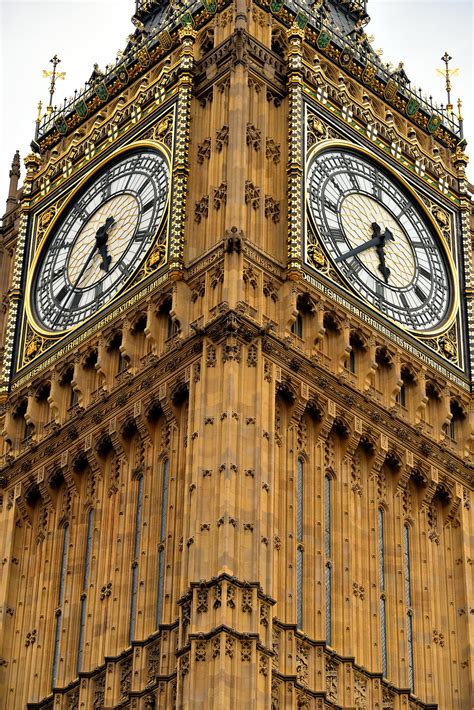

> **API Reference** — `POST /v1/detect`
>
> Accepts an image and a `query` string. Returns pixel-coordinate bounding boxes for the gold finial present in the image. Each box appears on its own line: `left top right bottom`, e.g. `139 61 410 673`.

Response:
436 52 459 116
457 98 463 122
34 100 43 139
42 54 66 111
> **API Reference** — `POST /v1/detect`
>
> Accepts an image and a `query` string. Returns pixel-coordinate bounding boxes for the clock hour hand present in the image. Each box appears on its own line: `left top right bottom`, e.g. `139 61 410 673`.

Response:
95 216 115 272
372 222 394 284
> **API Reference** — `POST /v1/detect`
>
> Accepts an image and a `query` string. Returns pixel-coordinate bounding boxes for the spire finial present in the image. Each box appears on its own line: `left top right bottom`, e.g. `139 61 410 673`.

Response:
436 52 459 117
5 150 21 212
42 54 66 112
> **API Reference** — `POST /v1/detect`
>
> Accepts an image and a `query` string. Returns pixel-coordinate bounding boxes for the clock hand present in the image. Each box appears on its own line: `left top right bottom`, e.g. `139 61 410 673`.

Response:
371 223 394 284
334 222 395 278
334 234 384 262
50 239 100 328
95 216 115 272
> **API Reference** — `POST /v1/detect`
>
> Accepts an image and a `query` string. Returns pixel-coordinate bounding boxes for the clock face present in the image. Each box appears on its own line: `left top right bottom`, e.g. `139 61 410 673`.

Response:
307 146 454 333
29 147 169 333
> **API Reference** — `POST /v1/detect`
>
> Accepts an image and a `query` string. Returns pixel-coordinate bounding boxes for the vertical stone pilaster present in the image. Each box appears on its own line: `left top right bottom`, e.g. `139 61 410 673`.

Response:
169 27 196 275
286 24 305 277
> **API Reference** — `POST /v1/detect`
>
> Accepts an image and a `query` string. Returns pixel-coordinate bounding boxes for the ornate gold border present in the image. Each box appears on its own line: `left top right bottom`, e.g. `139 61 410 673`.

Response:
305 139 460 338
25 139 172 339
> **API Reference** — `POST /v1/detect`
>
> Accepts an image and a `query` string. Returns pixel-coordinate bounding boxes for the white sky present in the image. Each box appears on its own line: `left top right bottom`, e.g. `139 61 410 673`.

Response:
0 0 472 207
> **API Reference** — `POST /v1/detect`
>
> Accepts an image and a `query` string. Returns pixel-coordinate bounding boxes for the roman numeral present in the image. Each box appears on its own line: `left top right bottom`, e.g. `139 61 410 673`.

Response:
95 282 103 300
415 286 428 303
330 228 345 243
375 282 385 309
135 230 149 242
70 292 82 309
55 286 69 304
118 262 130 278
138 181 149 195
324 197 338 213
143 200 154 213
419 267 432 281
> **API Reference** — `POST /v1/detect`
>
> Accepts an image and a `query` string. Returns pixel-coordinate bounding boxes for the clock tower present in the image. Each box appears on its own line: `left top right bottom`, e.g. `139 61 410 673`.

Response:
0 1 472 708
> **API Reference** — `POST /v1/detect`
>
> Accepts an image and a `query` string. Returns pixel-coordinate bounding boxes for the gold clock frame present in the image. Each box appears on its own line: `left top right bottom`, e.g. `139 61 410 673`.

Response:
25 139 172 339
305 139 460 338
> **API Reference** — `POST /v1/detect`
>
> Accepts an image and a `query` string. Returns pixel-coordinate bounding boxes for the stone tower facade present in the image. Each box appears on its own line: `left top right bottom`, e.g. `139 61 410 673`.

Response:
0 1 472 709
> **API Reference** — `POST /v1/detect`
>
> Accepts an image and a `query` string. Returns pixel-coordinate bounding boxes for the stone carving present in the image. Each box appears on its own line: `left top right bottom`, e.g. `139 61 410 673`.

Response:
260 603 269 627
263 280 279 302
296 641 309 685
214 583 222 608
325 657 338 702
241 589 253 613
195 195 209 223
265 195 280 223
215 125 229 151
212 636 221 658
25 629 37 647
225 634 235 658
259 653 269 676
197 137 211 164
246 123 261 150
180 653 190 676
213 182 227 210
245 181 260 209
206 345 217 368
195 640 207 661
147 640 160 682
266 138 281 164
241 639 252 662
227 584 236 608
354 672 367 709
210 265 224 289
247 343 258 367
243 265 258 289
120 658 132 701
197 588 208 613
67 686 79 710
94 672 105 709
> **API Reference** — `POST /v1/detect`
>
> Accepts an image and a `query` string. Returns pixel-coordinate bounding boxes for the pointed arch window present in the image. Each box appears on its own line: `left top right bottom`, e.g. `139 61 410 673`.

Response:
156 458 169 628
378 508 387 678
77 508 94 673
52 524 69 688
404 524 415 692
129 473 144 643
296 458 304 629
324 474 332 645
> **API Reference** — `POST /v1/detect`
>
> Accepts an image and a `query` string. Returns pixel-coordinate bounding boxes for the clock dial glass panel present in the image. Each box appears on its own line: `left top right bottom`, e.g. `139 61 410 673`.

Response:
31 148 169 333
307 148 453 333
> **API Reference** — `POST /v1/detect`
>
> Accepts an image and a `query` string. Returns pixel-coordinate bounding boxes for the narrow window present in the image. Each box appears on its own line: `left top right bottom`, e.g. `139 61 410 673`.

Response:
291 313 303 338
324 475 332 645
348 348 356 374
129 474 144 643
156 459 169 628
52 524 69 688
398 382 406 407
378 508 387 678
77 509 94 673
404 525 415 692
296 458 304 629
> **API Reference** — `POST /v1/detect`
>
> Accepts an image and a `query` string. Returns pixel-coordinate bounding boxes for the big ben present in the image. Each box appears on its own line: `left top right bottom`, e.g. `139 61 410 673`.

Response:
0 0 472 708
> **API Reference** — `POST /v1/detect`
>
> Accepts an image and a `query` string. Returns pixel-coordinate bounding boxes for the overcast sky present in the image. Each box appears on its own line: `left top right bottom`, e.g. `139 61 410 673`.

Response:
0 0 472 207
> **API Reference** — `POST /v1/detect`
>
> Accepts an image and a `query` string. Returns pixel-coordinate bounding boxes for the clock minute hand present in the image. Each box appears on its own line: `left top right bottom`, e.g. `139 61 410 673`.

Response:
334 234 383 262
